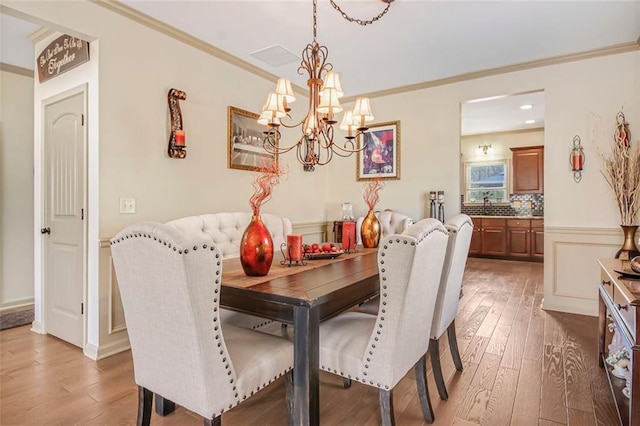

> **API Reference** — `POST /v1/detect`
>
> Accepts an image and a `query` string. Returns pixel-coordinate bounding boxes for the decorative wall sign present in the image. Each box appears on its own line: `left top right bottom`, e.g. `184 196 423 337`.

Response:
37 34 90 83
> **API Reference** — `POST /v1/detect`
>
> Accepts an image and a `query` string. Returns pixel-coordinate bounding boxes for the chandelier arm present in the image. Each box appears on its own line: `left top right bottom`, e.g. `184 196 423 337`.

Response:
329 0 393 26
262 131 299 155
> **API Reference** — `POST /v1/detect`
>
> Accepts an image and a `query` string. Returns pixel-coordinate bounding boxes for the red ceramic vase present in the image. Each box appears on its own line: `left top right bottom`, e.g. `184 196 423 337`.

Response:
240 215 274 276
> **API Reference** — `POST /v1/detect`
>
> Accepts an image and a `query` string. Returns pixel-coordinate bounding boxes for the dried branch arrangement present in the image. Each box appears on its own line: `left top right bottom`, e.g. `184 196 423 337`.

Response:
363 178 384 211
600 114 640 225
249 161 287 216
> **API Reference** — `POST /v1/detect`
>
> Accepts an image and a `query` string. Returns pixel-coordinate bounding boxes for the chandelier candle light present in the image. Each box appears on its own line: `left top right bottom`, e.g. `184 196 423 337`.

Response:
258 0 393 171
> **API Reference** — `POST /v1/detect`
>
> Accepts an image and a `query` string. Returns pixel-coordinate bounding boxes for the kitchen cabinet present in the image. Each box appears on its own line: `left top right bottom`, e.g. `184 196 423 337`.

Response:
507 218 544 259
531 219 544 258
511 146 544 194
469 217 507 257
471 216 543 261
506 219 530 258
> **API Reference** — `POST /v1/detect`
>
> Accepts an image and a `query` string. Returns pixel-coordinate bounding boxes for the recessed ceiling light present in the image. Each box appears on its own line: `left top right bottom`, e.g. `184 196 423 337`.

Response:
520 104 533 110
525 119 536 124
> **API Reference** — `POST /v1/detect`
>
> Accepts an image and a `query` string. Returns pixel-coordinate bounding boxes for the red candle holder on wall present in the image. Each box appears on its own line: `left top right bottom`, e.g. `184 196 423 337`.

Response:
570 135 585 183
168 88 187 159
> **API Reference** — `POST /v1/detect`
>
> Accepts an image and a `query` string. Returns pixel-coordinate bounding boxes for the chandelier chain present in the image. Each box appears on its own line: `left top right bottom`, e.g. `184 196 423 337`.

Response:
313 0 318 41
329 0 392 26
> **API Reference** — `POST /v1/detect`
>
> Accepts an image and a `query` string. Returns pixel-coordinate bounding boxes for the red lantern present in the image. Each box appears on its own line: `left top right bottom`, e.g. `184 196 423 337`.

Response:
570 135 585 182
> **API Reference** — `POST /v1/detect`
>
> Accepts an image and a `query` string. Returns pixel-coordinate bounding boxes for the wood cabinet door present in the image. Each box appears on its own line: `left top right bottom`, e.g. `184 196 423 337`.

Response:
511 146 544 193
469 225 482 255
531 226 544 257
508 227 530 257
482 226 507 255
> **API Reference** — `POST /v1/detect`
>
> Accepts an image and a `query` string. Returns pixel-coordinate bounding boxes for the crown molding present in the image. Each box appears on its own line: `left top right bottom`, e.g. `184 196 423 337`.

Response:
27 26 55 44
343 41 640 102
0 62 33 77
90 0 307 96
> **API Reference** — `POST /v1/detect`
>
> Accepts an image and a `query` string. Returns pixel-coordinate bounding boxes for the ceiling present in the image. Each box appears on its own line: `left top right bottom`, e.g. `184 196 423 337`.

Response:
1 1 638 135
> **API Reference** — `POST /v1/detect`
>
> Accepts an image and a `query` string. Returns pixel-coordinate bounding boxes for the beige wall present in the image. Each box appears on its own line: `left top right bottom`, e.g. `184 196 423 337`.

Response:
0 68 35 309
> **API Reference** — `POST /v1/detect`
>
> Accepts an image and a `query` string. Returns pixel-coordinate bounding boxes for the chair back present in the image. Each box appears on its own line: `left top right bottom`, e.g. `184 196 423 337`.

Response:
365 218 449 388
430 214 474 339
110 222 237 418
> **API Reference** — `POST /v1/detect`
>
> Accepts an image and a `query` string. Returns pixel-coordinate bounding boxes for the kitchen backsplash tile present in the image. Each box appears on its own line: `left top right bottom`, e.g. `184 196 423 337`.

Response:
461 193 544 217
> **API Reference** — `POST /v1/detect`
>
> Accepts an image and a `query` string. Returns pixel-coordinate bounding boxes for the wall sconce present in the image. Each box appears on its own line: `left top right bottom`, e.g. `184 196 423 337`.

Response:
168 88 187 159
570 135 585 182
476 144 494 156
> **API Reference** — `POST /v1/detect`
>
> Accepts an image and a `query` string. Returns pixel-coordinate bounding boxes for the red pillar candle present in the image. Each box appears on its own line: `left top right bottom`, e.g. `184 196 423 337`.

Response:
572 152 583 171
342 221 356 251
175 130 185 146
287 234 303 261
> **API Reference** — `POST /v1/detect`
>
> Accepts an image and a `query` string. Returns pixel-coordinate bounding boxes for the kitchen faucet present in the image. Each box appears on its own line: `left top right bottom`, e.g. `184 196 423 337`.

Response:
483 196 492 215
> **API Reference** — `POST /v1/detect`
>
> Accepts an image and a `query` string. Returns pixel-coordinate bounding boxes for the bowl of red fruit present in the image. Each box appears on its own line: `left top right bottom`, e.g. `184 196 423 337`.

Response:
303 242 344 259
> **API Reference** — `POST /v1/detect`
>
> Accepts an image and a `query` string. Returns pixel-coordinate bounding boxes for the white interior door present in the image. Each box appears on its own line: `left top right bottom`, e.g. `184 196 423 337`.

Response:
43 88 86 348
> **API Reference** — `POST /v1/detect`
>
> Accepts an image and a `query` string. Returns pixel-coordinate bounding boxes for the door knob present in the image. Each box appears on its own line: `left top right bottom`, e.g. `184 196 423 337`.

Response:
41 227 51 235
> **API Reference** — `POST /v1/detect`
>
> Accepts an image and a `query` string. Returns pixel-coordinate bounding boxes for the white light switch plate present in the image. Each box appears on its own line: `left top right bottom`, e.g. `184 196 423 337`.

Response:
119 198 136 214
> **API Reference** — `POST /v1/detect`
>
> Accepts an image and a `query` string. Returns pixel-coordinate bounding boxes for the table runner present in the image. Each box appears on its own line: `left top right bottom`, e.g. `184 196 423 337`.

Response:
223 248 377 289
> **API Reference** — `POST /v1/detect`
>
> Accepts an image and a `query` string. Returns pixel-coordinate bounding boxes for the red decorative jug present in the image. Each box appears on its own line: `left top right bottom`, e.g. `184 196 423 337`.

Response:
240 215 274 276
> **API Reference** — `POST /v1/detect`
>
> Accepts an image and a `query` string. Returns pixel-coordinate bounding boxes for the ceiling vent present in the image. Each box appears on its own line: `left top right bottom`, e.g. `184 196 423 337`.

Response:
249 45 299 67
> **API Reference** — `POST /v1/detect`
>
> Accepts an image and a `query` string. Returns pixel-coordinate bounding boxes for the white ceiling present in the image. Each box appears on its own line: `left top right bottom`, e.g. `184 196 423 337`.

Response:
1 1 639 135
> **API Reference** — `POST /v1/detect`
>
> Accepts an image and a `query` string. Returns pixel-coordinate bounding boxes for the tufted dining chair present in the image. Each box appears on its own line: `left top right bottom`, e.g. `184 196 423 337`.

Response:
429 214 473 401
110 222 294 426
318 219 449 425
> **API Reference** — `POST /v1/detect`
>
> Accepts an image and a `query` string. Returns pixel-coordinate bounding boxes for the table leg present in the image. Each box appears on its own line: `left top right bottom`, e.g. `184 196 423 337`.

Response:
293 306 320 426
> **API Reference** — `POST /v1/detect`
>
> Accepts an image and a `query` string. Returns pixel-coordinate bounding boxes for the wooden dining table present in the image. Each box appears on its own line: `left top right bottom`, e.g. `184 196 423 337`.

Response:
221 248 379 426
154 247 379 425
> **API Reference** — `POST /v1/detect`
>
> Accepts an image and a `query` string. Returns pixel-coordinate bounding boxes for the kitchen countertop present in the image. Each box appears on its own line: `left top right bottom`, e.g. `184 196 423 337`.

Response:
469 215 544 219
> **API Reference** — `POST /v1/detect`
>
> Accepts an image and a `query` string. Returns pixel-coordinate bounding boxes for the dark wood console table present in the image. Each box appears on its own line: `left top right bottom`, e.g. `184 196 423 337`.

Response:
598 259 640 425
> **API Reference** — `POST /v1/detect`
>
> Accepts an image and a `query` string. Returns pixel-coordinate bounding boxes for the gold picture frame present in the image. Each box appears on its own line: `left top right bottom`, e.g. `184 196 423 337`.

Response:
227 106 277 171
356 120 401 181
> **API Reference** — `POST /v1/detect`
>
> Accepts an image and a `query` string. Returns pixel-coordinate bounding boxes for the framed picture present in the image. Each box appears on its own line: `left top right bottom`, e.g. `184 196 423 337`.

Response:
227 106 277 171
356 120 401 181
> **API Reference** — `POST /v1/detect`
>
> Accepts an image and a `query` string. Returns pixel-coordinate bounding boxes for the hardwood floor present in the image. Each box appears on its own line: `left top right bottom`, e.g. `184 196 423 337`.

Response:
0 258 619 425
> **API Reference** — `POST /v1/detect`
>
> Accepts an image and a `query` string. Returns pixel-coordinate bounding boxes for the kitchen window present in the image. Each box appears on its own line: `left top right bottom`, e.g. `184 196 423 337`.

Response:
464 160 509 203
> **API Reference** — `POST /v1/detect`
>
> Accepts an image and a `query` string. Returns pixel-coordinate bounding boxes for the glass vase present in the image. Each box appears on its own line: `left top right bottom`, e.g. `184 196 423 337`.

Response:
360 210 381 248
240 215 274 276
615 225 639 261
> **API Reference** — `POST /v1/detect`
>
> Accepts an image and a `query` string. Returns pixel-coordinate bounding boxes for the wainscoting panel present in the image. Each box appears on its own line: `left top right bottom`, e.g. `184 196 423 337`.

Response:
543 226 623 317
291 221 328 243
97 240 130 359
108 257 126 334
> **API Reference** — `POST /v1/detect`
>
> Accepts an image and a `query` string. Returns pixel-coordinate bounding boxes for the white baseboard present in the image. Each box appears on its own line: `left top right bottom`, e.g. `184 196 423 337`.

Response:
0 298 35 312
542 293 598 317
84 338 130 360
31 320 45 334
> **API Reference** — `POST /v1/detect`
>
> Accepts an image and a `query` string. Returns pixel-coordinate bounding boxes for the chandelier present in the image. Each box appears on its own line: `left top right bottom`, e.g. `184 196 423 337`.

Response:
258 0 394 171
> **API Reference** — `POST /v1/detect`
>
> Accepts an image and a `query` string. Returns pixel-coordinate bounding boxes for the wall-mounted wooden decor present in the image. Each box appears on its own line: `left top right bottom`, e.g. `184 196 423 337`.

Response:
168 88 187 159
37 34 90 83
